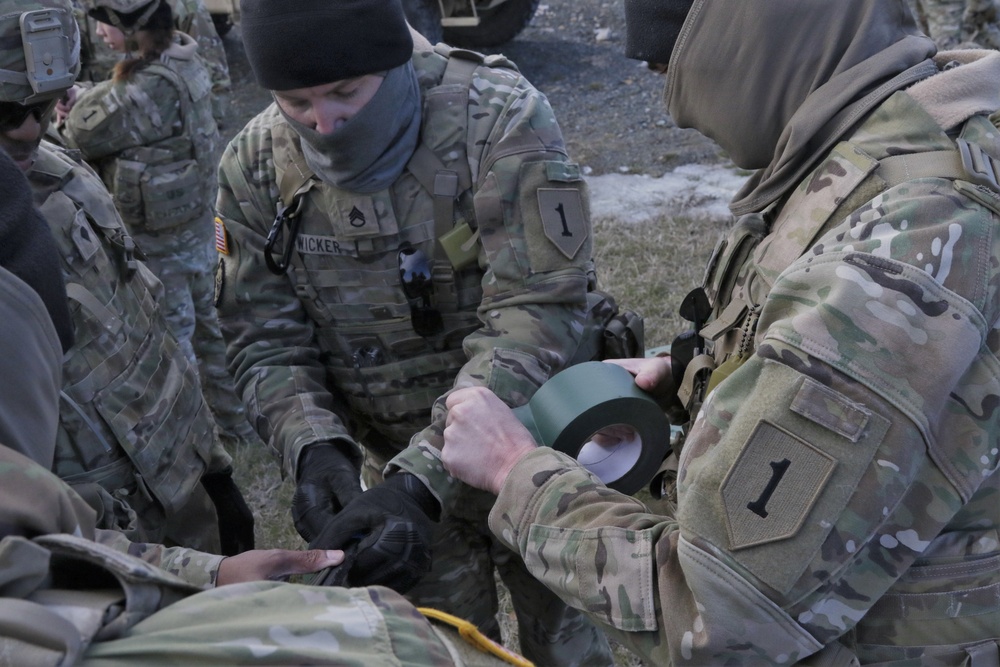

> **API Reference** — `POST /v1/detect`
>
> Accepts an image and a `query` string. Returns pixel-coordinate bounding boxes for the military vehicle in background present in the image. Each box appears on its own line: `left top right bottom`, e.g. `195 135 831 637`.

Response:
404 0 541 47
202 0 237 35
203 0 539 47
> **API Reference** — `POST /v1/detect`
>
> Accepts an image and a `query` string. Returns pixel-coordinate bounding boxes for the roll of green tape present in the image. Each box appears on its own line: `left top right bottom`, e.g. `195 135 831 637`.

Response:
512 361 671 495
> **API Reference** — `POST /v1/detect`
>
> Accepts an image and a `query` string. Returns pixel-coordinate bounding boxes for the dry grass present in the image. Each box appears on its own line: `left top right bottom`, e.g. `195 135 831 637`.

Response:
231 210 730 665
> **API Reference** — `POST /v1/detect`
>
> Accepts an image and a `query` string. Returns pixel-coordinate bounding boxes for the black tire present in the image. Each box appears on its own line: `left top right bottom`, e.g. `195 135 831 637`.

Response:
211 13 233 37
443 0 539 48
402 0 444 45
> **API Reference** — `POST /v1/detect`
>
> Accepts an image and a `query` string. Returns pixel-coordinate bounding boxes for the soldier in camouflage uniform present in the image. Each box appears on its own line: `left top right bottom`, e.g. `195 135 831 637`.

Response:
0 146 71 466
440 0 1000 664
909 0 1000 49
0 0 254 555
59 0 258 452
215 0 616 663
71 0 231 127
0 440 524 667
0 248 521 667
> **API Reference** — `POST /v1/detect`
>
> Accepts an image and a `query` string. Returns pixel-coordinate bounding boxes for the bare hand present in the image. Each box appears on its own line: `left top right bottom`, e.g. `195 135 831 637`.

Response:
216 548 344 586
442 387 538 495
603 356 678 409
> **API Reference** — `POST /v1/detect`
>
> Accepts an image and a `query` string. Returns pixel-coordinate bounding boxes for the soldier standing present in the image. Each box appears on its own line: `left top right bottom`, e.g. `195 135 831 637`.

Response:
59 0 258 452
0 0 253 554
440 0 1000 664
214 0 624 663
72 0 232 127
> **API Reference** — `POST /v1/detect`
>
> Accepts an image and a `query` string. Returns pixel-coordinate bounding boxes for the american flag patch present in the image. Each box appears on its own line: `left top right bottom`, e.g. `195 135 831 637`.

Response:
214 217 229 255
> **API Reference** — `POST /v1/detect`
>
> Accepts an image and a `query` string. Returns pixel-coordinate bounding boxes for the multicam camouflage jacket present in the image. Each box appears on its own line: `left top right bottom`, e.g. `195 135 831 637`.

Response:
1 445 507 667
216 43 598 508
0 444 220 665
489 57 1000 664
29 141 227 545
62 32 219 253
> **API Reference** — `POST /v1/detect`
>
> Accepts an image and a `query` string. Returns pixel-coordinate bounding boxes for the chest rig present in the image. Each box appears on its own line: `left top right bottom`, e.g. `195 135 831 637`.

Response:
680 112 1000 421
100 57 216 235
32 146 215 541
264 46 510 452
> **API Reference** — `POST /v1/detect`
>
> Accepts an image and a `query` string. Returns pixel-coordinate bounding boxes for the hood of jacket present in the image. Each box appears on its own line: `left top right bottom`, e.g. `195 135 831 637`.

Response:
161 31 199 62
665 0 938 215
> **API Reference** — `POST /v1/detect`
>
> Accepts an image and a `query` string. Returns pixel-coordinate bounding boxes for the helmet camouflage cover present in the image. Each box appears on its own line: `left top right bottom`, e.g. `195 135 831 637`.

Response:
0 0 80 103
80 0 156 13
79 0 159 31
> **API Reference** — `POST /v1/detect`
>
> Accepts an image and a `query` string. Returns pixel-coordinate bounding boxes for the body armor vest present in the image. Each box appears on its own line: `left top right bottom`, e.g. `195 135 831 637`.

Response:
102 53 217 235
691 112 1000 661
267 47 509 455
32 145 215 542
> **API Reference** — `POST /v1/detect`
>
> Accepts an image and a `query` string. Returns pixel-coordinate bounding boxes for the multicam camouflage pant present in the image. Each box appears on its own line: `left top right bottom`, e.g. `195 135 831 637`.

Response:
364 451 613 666
81 582 515 666
138 227 254 442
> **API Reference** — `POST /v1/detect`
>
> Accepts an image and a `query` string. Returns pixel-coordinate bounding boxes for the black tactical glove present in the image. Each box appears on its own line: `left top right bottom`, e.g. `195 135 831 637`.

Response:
291 444 364 543
308 472 440 594
200 468 255 556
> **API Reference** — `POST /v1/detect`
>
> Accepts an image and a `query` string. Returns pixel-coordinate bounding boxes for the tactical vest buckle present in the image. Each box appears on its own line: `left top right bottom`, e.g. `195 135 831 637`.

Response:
958 138 1000 192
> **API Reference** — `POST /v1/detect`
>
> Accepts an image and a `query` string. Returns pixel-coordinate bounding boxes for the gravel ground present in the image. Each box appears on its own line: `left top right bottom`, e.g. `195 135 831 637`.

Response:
219 0 726 177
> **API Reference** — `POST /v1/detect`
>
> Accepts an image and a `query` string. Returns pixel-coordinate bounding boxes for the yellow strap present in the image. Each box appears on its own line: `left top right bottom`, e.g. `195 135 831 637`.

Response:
416 607 535 667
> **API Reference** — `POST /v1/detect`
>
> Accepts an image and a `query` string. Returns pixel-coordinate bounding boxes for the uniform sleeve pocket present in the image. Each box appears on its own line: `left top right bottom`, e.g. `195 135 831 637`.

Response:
486 347 551 405
680 357 891 597
524 523 658 631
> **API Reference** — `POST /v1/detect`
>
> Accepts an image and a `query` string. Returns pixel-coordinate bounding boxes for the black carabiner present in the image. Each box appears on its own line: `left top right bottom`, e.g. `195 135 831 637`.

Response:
263 201 304 275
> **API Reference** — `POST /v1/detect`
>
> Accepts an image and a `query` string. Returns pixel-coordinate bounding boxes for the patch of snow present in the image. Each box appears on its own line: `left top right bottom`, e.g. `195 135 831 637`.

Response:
586 163 749 223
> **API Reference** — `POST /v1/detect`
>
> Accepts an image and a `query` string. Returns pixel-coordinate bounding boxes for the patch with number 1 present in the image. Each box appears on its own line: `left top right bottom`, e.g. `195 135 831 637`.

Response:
537 188 587 259
721 420 835 550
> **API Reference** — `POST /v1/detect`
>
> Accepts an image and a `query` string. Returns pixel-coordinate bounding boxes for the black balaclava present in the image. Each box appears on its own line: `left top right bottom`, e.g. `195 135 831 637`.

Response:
624 0 696 66
240 0 413 90
0 149 74 352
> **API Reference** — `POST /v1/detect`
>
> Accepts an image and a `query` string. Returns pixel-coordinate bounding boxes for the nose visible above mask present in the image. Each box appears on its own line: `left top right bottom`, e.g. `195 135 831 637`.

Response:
623 0 696 67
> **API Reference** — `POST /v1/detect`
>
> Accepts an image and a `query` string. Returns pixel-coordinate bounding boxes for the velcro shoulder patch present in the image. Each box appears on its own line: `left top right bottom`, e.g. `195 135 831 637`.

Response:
537 188 587 260
721 420 836 550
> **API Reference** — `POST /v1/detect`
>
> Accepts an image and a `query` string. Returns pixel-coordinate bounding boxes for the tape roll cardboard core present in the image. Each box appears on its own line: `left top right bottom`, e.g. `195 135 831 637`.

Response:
578 425 643 483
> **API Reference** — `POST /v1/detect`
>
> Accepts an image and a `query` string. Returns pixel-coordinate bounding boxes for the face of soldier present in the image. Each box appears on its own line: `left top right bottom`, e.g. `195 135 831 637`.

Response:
0 98 56 172
94 21 127 52
273 74 385 135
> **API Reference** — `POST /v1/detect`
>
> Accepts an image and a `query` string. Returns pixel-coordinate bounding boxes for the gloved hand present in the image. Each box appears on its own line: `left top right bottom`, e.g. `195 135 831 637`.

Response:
308 472 439 594
291 444 364 543
200 468 255 556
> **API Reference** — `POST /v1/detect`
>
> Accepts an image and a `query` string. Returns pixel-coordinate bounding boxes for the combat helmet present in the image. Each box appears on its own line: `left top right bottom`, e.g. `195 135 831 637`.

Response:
0 0 80 104
80 0 162 33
